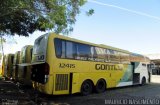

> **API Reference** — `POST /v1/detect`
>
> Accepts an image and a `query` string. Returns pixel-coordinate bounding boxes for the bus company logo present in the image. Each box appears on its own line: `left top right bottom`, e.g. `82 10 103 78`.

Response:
37 55 44 61
95 64 123 70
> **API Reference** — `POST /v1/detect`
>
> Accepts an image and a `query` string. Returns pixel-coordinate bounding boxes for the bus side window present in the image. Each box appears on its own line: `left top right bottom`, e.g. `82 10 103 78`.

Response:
61 41 66 58
76 43 91 59
108 49 120 63
66 41 76 59
91 47 97 58
95 47 106 60
120 52 130 64
55 39 62 58
105 49 110 61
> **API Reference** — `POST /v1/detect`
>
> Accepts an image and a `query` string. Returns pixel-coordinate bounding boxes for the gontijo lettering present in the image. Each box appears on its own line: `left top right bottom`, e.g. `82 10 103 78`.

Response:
95 64 123 70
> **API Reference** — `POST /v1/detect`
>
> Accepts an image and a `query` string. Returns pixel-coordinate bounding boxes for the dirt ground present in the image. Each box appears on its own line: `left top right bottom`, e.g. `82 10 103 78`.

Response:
1 79 160 105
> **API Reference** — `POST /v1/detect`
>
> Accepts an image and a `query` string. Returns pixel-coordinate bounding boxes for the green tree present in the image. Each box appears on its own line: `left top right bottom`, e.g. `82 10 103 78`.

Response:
0 0 93 36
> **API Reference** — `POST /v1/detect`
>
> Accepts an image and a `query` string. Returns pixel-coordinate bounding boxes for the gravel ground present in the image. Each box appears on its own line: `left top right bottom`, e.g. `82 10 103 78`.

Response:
1 79 160 105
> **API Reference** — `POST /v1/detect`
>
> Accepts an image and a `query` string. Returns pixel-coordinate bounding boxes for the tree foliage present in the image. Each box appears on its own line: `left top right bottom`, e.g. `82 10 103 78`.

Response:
0 0 93 36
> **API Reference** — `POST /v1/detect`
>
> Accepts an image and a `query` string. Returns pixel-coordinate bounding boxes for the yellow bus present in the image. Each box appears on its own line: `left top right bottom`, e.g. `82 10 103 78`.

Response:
31 33 150 95
0 55 6 77
4 54 14 79
12 51 20 81
0 57 2 77
18 45 33 85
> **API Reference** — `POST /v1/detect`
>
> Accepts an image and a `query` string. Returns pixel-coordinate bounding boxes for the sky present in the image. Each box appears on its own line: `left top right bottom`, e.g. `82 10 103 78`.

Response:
2 0 160 55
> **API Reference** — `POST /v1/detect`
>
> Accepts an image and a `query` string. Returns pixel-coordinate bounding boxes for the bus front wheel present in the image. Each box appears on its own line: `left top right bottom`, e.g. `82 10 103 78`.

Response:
95 79 106 93
81 80 93 96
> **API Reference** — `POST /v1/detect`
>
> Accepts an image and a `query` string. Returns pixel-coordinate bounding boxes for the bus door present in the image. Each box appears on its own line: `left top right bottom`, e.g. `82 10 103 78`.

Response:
131 62 140 84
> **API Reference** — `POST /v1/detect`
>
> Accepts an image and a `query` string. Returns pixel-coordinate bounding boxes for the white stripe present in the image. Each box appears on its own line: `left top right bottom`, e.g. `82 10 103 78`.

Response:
117 81 133 87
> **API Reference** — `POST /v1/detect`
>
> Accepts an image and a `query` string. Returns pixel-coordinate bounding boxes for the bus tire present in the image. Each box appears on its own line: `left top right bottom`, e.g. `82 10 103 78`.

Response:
95 79 106 93
81 80 93 96
141 77 146 86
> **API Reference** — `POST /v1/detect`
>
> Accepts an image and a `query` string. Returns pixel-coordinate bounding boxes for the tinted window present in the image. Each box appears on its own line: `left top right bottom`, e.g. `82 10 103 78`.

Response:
13 53 17 64
54 38 127 63
77 43 91 58
55 39 76 59
33 36 47 54
108 49 115 54
61 41 66 58
119 52 130 63
94 47 109 62
32 34 48 62
66 41 76 59
55 39 62 58
21 46 27 63
108 49 120 62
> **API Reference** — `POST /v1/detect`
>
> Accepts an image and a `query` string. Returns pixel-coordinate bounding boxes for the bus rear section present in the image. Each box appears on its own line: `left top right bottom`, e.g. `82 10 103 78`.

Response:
0 58 2 77
12 51 20 81
18 45 33 85
31 33 52 94
4 54 14 79
1 55 6 77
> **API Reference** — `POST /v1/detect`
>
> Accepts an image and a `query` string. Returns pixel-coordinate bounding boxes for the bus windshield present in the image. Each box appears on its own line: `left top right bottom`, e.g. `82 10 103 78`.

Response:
21 46 27 63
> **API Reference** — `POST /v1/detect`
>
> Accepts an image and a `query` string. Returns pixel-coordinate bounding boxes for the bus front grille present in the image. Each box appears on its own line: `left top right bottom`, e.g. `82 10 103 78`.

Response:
55 74 69 91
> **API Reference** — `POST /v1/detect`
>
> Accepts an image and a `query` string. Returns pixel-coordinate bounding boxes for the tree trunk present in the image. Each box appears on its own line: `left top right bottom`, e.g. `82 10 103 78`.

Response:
0 36 4 57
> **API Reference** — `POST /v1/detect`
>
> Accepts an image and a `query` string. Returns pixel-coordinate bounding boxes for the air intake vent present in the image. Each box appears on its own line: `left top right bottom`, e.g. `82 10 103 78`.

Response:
55 74 69 91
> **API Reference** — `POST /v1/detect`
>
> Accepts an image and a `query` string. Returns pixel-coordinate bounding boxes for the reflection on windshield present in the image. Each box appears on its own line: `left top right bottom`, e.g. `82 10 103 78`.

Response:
32 34 48 62
21 46 27 63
